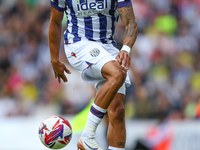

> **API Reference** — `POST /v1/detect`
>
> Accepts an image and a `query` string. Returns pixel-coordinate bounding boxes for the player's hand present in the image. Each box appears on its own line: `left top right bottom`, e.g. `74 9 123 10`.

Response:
51 60 71 83
116 50 131 70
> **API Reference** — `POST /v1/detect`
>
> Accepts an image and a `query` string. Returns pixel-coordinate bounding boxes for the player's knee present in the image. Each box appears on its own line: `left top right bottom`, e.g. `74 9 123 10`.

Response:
108 105 125 124
109 69 126 88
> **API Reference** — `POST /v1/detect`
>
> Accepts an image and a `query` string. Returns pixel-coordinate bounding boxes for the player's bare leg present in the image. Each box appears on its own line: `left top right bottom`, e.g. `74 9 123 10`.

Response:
94 61 126 109
107 93 126 149
77 61 126 150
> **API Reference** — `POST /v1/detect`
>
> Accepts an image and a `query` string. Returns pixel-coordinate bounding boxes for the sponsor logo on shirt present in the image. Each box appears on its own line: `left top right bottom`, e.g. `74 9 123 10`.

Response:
77 0 107 11
76 0 108 16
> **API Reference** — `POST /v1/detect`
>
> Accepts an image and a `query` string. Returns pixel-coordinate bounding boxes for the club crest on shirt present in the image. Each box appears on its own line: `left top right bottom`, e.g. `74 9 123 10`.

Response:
90 48 100 57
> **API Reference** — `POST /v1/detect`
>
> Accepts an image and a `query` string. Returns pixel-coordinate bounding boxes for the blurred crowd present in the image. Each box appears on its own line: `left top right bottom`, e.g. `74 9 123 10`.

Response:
0 0 93 117
0 0 200 120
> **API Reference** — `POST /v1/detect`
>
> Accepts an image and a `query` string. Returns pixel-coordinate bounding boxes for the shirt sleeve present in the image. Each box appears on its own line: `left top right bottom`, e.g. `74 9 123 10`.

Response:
50 0 66 12
117 0 132 8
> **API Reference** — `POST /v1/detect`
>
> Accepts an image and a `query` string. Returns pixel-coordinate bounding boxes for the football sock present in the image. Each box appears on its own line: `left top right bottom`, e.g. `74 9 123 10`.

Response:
82 103 106 137
108 146 125 150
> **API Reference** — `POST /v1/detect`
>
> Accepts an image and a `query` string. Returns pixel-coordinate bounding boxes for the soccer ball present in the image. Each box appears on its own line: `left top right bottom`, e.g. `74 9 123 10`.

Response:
38 115 72 149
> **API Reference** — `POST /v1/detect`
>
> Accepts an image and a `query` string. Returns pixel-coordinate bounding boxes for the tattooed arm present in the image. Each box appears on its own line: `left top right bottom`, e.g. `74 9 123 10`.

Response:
118 5 138 49
116 4 138 70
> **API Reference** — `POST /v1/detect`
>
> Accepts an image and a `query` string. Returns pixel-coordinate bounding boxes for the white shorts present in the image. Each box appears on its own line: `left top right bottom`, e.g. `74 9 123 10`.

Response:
64 39 131 95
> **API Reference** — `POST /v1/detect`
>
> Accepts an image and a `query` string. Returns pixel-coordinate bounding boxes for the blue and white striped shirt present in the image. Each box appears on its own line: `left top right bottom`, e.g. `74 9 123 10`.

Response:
51 0 132 46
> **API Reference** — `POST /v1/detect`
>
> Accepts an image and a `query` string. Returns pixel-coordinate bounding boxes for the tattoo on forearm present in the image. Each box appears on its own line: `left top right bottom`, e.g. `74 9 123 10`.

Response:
118 142 125 147
118 5 138 48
